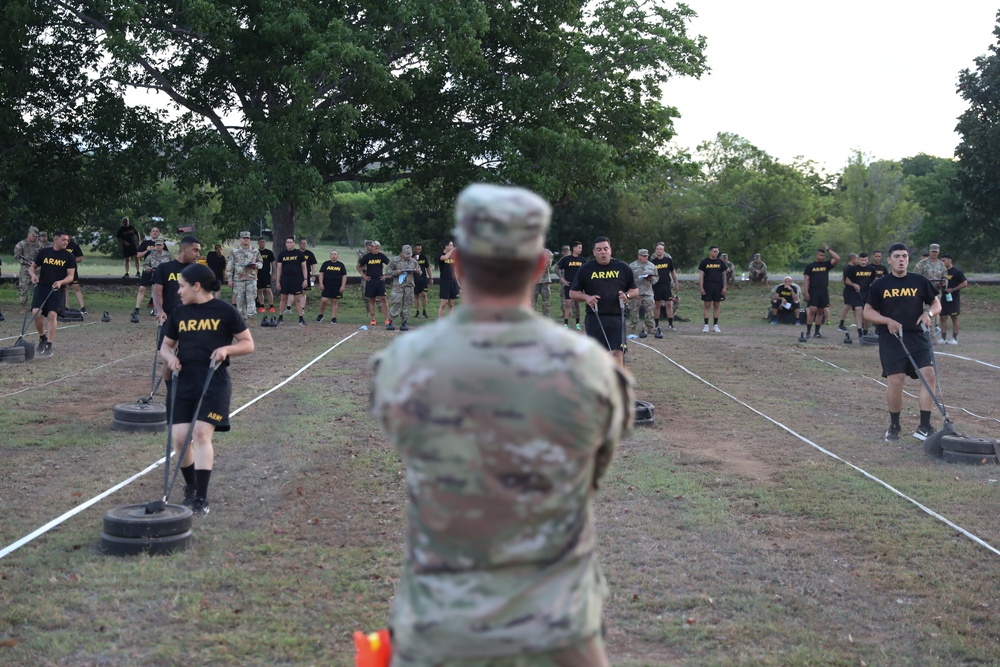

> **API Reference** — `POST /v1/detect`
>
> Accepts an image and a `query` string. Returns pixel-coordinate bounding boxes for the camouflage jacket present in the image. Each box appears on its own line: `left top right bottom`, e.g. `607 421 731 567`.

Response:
227 246 263 281
914 257 947 285
142 249 173 272
371 306 633 662
749 259 767 274
628 259 659 296
14 239 41 266
386 255 422 288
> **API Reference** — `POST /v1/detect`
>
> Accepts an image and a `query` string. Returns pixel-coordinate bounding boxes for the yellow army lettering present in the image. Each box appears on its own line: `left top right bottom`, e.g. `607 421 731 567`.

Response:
43 257 68 267
167 272 181 282
655 261 671 270
367 258 384 266
567 260 583 268
704 262 722 270
589 270 620 279
177 318 222 333
442 259 454 265
881 288 918 298
812 266 828 272
206 412 223 422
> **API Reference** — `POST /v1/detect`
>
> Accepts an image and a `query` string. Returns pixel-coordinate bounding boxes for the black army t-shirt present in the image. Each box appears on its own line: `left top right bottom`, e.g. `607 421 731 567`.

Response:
804 260 836 291
259 248 275 277
164 299 248 369
302 249 318 275
773 283 798 303
153 259 190 315
866 272 938 334
360 252 391 280
438 255 456 281
319 260 347 292
698 257 727 285
945 265 967 307
570 258 637 316
415 253 431 278
277 249 307 284
847 264 877 293
653 254 675 282
871 263 888 280
557 254 585 284
34 247 77 285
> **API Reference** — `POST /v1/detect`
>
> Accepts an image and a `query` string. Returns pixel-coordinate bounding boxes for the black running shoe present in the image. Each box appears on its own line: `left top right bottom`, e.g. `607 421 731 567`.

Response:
315 314 323 323
813 332 823 338
79 307 87 315
837 324 848 332
191 497 210 516
39 342 53 357
182 485 196 508
298 317 306 326
913 424 936 441
885 424 901 441
36 335 47 353
331 317 337 324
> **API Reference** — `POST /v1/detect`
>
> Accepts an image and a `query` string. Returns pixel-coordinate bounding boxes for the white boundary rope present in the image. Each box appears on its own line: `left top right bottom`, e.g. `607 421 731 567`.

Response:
0 330 360 560
634 341 1000 558
934 351 1000 370
801 353 1000 424
0 351 148 399
0 320 98 342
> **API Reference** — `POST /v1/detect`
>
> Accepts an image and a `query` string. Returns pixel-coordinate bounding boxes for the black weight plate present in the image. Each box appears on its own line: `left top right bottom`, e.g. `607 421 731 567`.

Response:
104 503 192 538
111 418 166 433
17 339 35 361
634 400 655 421
941 434 1000 456
634 417 656 428
57 314 84 322
114 402 167 423
100 530 192 557
941 450 999 466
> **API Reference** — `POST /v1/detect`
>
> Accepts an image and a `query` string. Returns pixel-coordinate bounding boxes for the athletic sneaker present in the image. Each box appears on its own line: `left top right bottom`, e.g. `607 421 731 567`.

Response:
285 307 292 314
667 325 675 331
385 318 391 326
913 424 936 441
885 424 901 441
713 324 722 333
259 307 266 313
370 317 377 326
936 337 946 345
298 317 306 326
813 332 823 338
422 311 429 318
564 323 569 328
702 324 710 333
122 273 130 280
150 309 156 316
771 320 779 325
36 335 47 353
575 323 581 331
191 497 210 516
946 338 958 345
182 485 196 508
315 314 323 323
79 307 87 315
837 324 848 332
39 342 53 357
269 307 276 313
331 317 337 324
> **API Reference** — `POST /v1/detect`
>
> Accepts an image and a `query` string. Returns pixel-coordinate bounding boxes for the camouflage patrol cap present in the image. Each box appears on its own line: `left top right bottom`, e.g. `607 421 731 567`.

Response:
929 243 940 251
453 183 551 259
239 231 251 238
28 226 39 235
401 244 412 257
638 248 649 256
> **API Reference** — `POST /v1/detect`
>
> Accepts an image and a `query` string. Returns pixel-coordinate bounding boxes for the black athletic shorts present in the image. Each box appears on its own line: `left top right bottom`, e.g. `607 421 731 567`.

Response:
878 331 933 380
701 284 724 303
166 368 232 432
321 287 343 300
940 297 960 316
653 283 672 301
280 276 304 296
122 247 137 258
364 279 386 299
845 288 864 309
139 269 154 287
439 278 460 300
842 287 854 305
31 284 59 315
414 276 428 295
257 274 271 289
807 288 830 309
585 311 624 352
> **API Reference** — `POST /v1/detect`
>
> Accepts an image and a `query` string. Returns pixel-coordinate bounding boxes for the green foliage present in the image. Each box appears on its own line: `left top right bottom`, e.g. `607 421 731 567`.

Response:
834 151 922 253
902 155 975 265
954 10 1000 264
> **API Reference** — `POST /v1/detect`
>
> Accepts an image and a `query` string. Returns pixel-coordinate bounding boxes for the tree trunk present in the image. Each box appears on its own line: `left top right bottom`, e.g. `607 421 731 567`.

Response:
269 200 297 256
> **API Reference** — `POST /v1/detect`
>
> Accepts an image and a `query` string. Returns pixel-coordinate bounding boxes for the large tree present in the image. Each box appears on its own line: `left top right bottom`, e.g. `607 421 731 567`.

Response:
45 0 707 249
955 10 1000 259
835 151 921 253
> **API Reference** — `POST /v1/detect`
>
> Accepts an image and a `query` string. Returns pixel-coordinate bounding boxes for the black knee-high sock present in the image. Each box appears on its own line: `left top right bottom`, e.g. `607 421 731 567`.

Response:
195 469 212 501
181 464 195 487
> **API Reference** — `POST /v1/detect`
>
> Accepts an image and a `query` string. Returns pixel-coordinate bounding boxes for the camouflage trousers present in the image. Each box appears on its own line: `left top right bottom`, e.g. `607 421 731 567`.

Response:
18 266 32 305
390 284 414 320
233 280 257 318
628 294 655 334
532 283 551 318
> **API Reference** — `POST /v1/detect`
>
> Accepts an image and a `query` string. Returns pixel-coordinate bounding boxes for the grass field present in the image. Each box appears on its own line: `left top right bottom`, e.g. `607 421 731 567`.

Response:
0 280 999 666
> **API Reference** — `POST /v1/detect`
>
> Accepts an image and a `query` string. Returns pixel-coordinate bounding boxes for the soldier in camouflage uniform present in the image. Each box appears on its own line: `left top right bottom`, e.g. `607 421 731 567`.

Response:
372 183 633 667
628 248 659 338
531 248 554 318
14 226 42 306
227 231 264 319
913 243 948 342
132 239 174 321
385 245 422 331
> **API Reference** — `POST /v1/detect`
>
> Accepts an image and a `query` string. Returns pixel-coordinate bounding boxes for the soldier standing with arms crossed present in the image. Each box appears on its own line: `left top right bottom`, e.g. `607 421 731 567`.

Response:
227 232 263 320
372 183 633 666
14 226 42 307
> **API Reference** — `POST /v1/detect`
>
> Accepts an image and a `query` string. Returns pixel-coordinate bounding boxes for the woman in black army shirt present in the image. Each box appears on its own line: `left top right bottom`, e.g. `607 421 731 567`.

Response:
160 263 255 515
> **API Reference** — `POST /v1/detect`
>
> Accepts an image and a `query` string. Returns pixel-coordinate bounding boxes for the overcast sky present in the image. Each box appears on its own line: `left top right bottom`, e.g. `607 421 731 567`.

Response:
663 1 999 173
